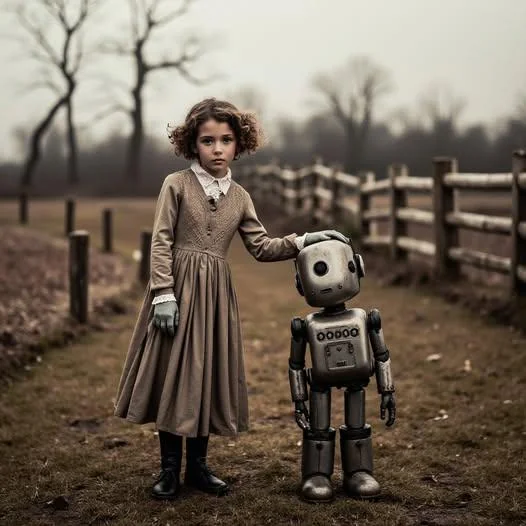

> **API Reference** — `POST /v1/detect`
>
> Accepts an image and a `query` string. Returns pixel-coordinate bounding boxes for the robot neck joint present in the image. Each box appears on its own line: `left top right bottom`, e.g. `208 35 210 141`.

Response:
322 303 347 315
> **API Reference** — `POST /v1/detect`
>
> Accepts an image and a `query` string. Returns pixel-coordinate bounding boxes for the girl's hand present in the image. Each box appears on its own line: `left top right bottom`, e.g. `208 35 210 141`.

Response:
304 230 349 247
153 301 179 337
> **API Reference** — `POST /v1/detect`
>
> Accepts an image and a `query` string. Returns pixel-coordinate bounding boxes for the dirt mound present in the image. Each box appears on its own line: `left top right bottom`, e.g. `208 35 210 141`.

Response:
0 226 133 386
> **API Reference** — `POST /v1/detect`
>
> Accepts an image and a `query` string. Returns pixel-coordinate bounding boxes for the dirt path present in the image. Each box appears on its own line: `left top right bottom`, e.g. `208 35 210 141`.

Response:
0 204 524 525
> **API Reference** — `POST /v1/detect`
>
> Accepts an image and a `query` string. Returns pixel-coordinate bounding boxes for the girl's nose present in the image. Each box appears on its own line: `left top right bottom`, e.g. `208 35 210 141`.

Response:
214 142 223 153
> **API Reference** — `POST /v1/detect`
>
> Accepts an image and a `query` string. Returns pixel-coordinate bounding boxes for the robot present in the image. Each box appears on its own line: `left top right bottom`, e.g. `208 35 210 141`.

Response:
288 239 396 502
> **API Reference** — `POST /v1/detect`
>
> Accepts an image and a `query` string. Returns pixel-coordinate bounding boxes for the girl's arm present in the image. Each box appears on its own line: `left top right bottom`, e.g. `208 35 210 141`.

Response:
150 174 179 293
237 191 299 262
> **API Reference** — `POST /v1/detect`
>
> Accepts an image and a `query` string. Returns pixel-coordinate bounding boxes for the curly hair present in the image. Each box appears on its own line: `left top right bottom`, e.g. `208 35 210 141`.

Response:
167 98 264 160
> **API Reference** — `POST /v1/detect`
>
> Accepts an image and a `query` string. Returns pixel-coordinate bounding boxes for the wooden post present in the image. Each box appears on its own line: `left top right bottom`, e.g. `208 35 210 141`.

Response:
365 173 378 237
139 230 152 284
295 170 303 213
102 208 113 253
510 149 526 299
69 230 89 323
331 166 342 225
19 192 28 224
65 198 75 237
389 163 408 260
433 157 459 278
358 171 370 240
282 165 289 212
312 168 321 227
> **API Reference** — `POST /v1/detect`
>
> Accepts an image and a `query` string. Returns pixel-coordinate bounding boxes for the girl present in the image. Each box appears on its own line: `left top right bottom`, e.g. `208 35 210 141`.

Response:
113 98 348 500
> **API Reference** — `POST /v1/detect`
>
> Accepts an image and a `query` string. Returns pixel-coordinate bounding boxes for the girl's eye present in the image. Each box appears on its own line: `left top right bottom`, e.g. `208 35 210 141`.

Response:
201 138 212 145
223 137 232 143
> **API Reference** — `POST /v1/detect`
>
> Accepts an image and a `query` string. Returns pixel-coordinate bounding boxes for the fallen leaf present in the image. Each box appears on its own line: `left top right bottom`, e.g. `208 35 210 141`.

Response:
426 353 442 362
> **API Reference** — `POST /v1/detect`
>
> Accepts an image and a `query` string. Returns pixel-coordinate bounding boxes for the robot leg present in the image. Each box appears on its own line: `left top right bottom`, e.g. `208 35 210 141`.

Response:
300 383 335 503
340 387 380 498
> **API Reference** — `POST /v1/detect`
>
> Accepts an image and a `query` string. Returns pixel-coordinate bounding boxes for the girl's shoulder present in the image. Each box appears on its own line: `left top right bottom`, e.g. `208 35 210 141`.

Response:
230 178 251 201
162 168 193 189
165 167 193 182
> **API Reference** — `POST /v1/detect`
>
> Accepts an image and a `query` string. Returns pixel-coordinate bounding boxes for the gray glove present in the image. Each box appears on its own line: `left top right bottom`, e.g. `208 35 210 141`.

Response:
153 301 179 337
304 230 349 247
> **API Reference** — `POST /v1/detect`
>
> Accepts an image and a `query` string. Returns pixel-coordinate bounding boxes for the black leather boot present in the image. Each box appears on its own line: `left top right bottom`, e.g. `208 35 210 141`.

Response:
151 431 182 500
184 436 229 496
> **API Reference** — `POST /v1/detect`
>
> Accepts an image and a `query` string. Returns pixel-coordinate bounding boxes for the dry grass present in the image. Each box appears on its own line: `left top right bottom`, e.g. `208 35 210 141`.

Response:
0 198 525 525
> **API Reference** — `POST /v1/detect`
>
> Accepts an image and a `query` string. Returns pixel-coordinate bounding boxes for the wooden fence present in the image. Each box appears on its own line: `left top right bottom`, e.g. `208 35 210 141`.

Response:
237 150 526 300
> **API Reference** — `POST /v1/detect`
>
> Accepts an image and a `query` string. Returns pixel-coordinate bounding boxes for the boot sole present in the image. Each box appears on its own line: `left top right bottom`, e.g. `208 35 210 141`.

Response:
151 492 180 500
184 482 229 497
300 495 335 504
343 491 381 500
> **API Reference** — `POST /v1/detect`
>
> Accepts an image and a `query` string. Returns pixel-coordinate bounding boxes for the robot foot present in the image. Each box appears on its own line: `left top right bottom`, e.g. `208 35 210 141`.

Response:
301 474 334 503
343 471 380 499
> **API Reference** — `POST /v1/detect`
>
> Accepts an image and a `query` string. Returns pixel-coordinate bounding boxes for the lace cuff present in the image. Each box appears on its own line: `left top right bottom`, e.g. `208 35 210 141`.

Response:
152 293 177 305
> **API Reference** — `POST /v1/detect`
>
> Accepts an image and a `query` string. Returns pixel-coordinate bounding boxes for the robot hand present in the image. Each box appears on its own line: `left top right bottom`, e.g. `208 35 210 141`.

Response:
294 401 310 431
380 392 396 427
304 230 349 247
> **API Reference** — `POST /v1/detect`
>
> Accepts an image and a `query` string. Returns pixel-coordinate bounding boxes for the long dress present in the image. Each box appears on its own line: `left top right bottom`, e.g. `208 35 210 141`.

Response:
113 168 299 437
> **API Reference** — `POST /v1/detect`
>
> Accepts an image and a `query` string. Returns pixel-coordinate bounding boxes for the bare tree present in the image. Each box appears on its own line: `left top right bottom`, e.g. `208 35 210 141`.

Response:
9 0 101 189
418 84 466 153
101 0 212 185
312 55 392 173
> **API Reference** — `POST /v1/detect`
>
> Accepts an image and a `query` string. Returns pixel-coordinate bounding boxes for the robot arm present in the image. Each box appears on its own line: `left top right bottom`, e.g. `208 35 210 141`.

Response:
367 309 396 427
288 317 310 431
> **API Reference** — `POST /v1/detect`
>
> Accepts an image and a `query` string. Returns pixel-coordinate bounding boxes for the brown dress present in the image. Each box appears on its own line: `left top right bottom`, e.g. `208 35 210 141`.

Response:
114 168 299 437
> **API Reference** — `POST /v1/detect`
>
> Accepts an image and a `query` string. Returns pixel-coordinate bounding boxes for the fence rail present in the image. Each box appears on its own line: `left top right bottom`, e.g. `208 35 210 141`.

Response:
237 150 526 300
12 149 526 304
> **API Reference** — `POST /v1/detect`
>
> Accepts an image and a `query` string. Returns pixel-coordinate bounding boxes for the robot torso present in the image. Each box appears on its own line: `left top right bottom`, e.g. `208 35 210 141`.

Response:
304 307 374 388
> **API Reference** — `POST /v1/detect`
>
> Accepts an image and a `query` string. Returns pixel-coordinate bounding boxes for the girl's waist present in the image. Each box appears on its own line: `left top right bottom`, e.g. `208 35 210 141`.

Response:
173 245 225 260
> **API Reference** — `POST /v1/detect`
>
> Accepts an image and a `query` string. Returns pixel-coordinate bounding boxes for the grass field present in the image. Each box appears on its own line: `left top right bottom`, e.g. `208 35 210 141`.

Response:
0 198 524 525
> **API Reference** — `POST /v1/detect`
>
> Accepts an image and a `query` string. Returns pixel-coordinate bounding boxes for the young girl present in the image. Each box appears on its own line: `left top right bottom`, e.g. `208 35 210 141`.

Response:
113 98 348 500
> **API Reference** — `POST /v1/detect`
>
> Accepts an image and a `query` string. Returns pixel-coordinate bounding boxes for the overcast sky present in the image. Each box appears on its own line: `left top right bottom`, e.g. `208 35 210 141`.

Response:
0 0 525 162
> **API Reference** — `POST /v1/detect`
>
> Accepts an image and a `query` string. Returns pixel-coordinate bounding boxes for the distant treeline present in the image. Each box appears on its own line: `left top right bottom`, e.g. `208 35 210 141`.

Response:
1 110 525 197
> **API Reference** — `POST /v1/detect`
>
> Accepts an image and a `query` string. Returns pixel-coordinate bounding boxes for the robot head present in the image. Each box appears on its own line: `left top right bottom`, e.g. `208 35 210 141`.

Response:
294 239 365 307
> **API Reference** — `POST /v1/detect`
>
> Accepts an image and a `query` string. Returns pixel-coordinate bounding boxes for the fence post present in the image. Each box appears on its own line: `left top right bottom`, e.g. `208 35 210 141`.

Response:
19 192 28 224
295 170 303 213
139 230 152 284
511 149 526 299
102 208 113 253
389 163 408 260
282 165 290 212
433 157 459 278
358 171 370 240
311 158 323 226
65 198 75 237
331 165 343 225
69 230 89 323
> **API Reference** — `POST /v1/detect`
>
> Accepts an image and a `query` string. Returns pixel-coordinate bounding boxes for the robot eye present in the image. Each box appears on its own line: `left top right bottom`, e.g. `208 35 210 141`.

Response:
313 261 328 276
348 260 356 273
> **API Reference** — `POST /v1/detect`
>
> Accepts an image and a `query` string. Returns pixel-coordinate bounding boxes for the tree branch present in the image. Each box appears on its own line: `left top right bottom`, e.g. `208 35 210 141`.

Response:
15 5 62 68
77 103 132 131
151 0 193 27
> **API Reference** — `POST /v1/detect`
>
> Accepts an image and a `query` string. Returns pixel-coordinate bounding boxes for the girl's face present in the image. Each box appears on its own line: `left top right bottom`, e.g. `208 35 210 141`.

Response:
195 118 237 178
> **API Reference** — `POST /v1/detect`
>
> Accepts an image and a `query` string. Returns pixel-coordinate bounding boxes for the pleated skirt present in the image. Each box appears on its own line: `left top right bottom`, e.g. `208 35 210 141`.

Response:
114 247 249 437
